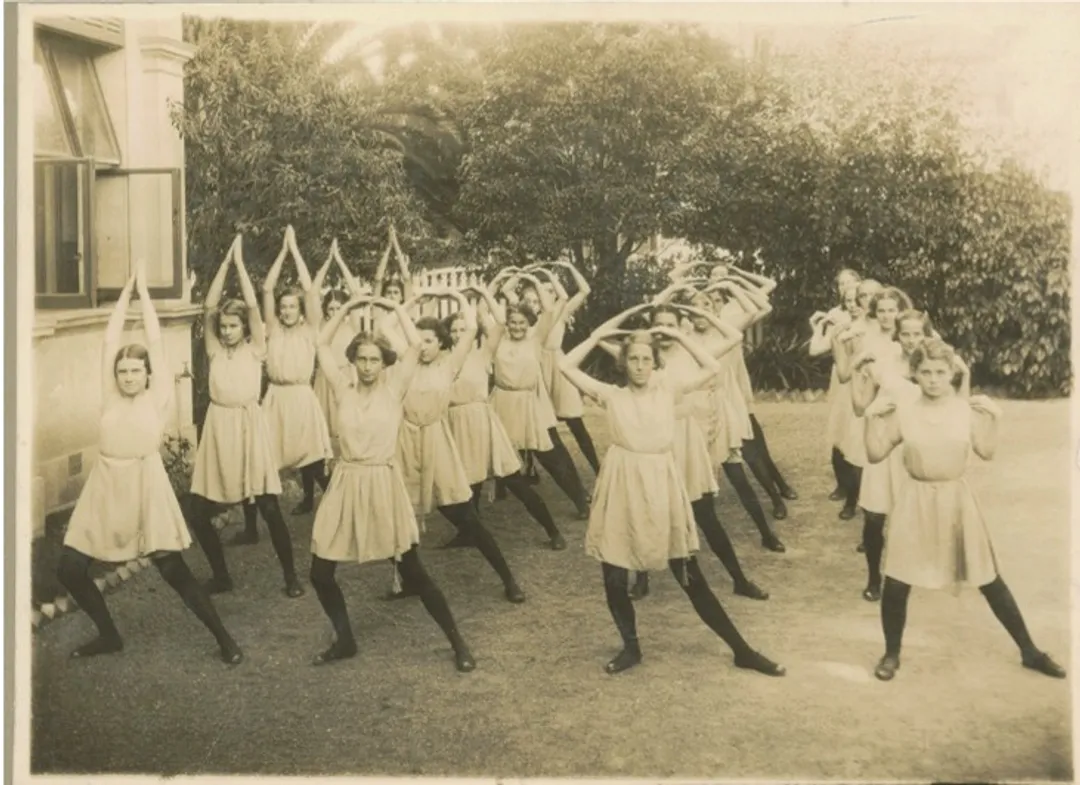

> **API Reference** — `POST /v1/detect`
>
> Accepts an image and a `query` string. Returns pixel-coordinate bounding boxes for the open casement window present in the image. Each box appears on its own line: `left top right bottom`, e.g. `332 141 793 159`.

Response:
33 30 122 308
96 168 184 301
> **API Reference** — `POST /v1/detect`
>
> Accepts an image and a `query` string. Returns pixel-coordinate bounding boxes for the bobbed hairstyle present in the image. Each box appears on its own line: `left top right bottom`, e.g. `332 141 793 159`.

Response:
345 331 397 367
867 286 914 318
505 302 538 327
114 344 152 389
896 308 935 338
614 330 665 379
213 299 251 341
275 286 306 318
908 337 957 377
649 304 683 325
856 279 883 301
322 289 348 317
443 311 485 346
414 316 452 351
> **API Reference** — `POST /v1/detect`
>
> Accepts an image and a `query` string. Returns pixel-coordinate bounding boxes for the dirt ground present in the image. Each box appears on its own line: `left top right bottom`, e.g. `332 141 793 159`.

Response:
29 400 1072 780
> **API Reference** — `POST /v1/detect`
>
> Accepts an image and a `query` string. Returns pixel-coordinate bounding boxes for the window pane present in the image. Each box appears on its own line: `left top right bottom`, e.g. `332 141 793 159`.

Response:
50 45 119 162
35 161 87 295
33 41 74 156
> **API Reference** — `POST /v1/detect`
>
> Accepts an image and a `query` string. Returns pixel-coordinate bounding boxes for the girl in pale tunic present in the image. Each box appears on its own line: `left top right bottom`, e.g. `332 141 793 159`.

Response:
370 223 415 355
307 294 476 672
864 339 1065 682
259 226 334 514
654 282 785 553
830 278 884 520
487 269 591 518
59 264 243 664
559 316 785 677
442 287 565 550
809 270 861 502
187 237 304 598
522 261 603 477
850 297 927 601
599 304 770 603
309 239 362 452
392 291 527 604
708 264 800 517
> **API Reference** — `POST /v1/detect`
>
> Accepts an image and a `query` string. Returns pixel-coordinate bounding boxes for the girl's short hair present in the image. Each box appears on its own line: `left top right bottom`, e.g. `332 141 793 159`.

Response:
836 268 861 285
856 279 883 300
415 316 452 350
615 330 664 377
505 303 538 326
868 286 914 318
275 286 306 318
908 337 956 376
443 311 485 346
896 309 935 337
322 289 348 317
345 332 397 367
213 299 251 340
114 344 152 389
649 304 683 325
383 277 405 293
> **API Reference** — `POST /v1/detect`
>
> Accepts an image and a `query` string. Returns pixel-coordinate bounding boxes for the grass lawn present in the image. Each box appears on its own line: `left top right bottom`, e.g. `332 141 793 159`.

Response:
29 400 1072 780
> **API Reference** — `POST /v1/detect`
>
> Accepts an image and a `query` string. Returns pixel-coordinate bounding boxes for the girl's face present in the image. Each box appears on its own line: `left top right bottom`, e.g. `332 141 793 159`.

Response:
689 293 712 331
521 288 542 315
915 357 954 399
218 314 245 347
842 288 860 317
384 283 404 304
836 272 859 296
624 342 656 389
325 299 343 319
278 294 302 327
651 311 680 348
353 343 384 385
449 316 469 347
857 284 880 311
507 312 530 341
897 318 926 357
115 357 148 397
418 329 442 363
875 296 900 333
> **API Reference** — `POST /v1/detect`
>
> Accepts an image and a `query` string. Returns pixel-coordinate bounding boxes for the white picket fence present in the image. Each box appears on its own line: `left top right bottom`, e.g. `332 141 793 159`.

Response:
352 266 485 331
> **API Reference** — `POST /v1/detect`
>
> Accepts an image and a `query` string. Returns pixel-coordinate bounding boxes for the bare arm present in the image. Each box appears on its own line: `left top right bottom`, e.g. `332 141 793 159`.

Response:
388 223 414 301
233 236 266 354
969 395 1002 460
103 272 137 400
332 241 364 298
832 327 859 383
558 327 620 404
317 294 369 397
203 237 236 356
444 291 477 378
659 327 731 396
372 228 393 298
261 230 291 333
728 264 778 296
134 260 170 405
307 245 335 331
864 405 902 464
677 304 744 359
850 358 880 417
285 225 314 291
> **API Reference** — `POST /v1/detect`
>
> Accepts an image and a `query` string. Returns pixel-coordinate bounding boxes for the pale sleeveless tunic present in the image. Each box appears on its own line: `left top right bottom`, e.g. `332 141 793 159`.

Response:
262 324 333 470
585 379 699 571
65 386 191 562
490 338 558 452
311 368 420 563
447 349 522 484
191 342 282 503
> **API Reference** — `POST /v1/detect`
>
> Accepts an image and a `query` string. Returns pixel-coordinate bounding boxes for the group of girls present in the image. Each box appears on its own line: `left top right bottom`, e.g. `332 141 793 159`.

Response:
54 228 1064 686
811 269 1065 682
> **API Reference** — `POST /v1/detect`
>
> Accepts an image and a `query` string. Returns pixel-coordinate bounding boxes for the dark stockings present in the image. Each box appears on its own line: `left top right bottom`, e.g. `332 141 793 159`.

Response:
741 436 786 515
692 496 768 599
467 475 564 549
533 429 590 516
295 460 330 513
186 493 302 596
601 559 784 676
830 448 846 499
749 414 795 497
310 549 474 670
840 460 862 519
877 575 1064 680
57 547 242 663
562 416 601 475
862 512 886 600
721 463 784 551
439 502 525 602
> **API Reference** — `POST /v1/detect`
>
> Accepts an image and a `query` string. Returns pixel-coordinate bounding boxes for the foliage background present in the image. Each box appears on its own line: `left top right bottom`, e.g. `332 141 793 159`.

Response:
172 17 1071 412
